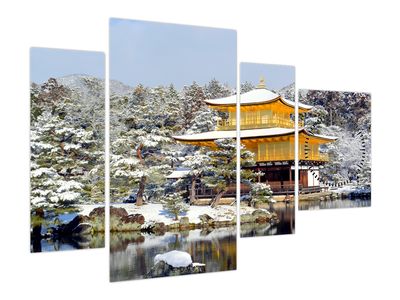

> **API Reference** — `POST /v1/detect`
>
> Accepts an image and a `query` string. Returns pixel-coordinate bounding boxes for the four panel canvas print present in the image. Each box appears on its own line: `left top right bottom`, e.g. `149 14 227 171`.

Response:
30 48 105 252
109 18 237 281
28 20 372 281
298 89 371 210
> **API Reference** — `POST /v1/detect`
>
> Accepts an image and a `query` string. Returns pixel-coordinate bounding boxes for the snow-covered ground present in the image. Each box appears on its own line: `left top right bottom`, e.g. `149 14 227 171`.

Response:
112 203 236 226
77 203 237 228
240 206 270 215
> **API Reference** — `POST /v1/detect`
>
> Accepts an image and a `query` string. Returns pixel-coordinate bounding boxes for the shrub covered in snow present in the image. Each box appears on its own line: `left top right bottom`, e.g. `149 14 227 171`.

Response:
250 183 273 207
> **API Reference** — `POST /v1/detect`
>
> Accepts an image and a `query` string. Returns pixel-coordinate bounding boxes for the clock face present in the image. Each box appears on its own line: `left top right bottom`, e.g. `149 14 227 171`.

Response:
304 119 369 188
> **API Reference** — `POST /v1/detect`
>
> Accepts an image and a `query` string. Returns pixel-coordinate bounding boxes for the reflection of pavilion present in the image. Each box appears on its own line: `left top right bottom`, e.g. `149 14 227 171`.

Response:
174 78 336 195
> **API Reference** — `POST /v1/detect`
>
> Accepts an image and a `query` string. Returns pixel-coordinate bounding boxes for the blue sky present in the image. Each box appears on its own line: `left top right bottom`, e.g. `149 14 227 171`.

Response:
109 18 237 89
240 62 295 90
30 48 105 83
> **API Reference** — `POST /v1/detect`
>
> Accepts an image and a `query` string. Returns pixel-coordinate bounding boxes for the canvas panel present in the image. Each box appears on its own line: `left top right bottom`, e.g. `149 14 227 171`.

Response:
109 18 237 281
297 89 371 210
30 48 105 252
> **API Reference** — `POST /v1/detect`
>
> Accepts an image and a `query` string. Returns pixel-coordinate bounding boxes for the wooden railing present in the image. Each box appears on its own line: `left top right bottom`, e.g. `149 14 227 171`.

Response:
240 182 296 195
216 118 304 130
257 152 329 162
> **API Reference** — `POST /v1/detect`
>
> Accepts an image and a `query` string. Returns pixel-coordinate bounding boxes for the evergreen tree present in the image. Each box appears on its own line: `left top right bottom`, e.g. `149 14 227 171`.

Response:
240 81 255 93
182 151 210 204
250 183 273 207
161 192 189 221
181 82 207 129
205 78 231 99
110 85 172 205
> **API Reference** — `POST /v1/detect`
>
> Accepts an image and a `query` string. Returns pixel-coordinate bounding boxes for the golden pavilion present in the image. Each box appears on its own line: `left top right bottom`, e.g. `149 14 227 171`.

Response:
173 78 336 194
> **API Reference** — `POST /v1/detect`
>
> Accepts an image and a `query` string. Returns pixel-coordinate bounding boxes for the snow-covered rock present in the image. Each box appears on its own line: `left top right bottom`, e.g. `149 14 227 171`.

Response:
154 250 192 268
147 250 206 278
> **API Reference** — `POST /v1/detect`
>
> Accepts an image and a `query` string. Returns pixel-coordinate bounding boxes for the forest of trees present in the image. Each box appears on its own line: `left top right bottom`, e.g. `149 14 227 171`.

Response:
30 76 105 213
31 75 297 215
299 89 371 186
110 79 241 205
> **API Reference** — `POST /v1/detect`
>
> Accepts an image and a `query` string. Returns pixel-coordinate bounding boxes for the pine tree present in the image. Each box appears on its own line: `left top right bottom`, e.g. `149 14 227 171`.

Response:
30 77 105 211
240 81 255 93
182 151 210 204
205 78 231 99
203 139 236 207
181 82 207 129
161 192 189 221
30 111 94 209
110 84 172 205
250 183 273 207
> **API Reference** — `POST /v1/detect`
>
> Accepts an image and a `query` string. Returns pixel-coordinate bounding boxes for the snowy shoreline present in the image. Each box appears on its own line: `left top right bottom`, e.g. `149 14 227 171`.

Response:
111 203 236 227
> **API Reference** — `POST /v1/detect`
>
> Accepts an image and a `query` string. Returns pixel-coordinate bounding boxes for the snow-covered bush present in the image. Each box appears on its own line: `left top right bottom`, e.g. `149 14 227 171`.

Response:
250 183 273 207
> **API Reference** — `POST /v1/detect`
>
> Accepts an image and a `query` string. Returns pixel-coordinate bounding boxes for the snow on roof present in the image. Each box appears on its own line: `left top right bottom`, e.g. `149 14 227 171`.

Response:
173 127 337 142
304 130 338 141
204 88 313 110
166 169 190 179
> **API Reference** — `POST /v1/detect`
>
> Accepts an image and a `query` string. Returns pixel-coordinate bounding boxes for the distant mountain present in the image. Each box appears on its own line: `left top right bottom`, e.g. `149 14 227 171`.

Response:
56 74 133 97
277 82 295 102
57 74 104 101
109 80 133 96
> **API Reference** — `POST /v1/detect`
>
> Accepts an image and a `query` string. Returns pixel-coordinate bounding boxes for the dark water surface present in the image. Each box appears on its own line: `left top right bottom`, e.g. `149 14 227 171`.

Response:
31 206 105 252
33 233 105 252
110 227 237 282
240 202 295 237
299 198 371 210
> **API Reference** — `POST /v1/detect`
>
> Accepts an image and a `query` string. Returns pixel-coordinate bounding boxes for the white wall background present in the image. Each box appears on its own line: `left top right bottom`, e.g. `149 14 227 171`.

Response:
1 0 398 299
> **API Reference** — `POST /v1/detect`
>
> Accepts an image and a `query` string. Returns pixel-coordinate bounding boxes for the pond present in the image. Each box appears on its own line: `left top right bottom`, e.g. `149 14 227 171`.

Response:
110 227 237 282
299 198 371 210
32 233 105 252
240 202 295 237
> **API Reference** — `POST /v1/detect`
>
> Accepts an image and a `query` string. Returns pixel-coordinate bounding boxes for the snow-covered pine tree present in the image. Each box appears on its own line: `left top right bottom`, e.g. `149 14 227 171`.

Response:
30 111 93 209
203 139 236 207
203 139 258 207
110 84 172 205
181 82 207 130
164 84 183 131
30 77 105 211
204 78 231 99
182 151 211 204
240 81 255 93
161 192 189 221
250 183 273 207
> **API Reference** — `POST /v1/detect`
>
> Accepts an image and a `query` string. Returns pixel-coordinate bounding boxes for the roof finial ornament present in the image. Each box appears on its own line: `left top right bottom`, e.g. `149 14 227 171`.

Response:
257 76 266 89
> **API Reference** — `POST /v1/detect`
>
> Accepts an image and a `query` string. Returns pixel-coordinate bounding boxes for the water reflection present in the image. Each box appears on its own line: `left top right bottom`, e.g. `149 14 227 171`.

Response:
299 199 371 210
240 202 295 237
110 227 237 282
31 233 105 252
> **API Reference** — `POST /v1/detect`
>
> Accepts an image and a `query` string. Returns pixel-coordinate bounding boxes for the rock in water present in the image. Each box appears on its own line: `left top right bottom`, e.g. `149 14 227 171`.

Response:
154 250 192 267
146 250 206 278
59 215 90 235
72 223 93 235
